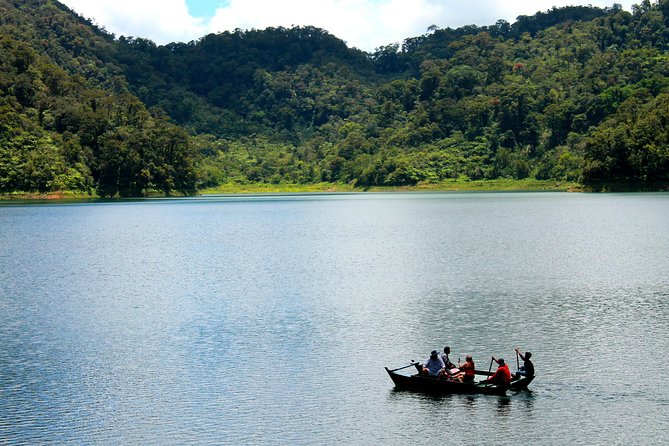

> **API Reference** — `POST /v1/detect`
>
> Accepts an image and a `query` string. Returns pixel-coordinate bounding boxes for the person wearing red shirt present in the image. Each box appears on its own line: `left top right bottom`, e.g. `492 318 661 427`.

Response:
486 357 512 386
458 355 476 382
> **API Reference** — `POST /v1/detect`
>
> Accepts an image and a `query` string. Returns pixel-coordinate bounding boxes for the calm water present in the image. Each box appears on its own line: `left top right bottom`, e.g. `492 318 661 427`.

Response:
1 192 668 445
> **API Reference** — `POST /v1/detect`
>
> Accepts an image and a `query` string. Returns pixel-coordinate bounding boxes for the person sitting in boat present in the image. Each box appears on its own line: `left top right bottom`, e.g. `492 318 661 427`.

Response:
440 346 464 380
421 350 446 378
514 348 534 378
441 346 456 370
458 355 476 382
485 357 512 386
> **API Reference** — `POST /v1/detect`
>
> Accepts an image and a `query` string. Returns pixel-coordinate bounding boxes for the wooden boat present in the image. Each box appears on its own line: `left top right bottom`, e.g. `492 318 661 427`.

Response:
509 374 535 390
385 363 534 396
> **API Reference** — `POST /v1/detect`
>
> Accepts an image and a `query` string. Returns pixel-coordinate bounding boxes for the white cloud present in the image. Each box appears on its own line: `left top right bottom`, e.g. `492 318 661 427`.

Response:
61 0 207 43
208 0 445 50
60 0 637 51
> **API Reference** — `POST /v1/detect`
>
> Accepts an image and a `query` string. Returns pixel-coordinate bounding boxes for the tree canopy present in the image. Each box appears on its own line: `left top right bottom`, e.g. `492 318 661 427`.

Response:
1 0 669 195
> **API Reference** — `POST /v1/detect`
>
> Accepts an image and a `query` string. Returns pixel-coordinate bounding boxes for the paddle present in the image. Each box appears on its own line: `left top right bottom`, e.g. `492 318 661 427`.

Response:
388 362 419 373
516 349 520 370
484 356 494 387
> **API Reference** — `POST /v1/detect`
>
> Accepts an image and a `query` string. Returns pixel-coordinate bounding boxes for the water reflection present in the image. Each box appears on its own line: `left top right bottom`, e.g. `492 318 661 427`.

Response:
463 395 477 411
496 397 512 416
514 392 535 418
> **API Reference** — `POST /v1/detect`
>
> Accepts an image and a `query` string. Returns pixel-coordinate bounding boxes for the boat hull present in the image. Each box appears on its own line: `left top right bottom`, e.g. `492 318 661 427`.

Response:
509 375 534 390
385 368 507 396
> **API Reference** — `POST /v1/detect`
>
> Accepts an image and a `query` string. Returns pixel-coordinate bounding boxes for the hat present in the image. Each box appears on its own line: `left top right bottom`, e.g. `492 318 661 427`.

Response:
430 350 438 356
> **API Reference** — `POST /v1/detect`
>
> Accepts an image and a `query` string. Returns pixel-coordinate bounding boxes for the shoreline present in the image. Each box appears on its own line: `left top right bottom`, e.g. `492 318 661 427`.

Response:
9 179 664 200
200 179 583 194
1 179 580 201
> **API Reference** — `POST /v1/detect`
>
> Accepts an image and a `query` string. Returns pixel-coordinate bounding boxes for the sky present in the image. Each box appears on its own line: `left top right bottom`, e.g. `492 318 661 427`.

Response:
59 0 637 52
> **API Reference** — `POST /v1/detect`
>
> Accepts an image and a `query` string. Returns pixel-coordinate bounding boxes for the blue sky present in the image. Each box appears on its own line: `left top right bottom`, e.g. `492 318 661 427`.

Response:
60 0 636 52
185 0 226 18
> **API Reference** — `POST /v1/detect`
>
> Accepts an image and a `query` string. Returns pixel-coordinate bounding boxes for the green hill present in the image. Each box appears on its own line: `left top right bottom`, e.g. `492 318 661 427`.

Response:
1 0 669 196
0 0 196 197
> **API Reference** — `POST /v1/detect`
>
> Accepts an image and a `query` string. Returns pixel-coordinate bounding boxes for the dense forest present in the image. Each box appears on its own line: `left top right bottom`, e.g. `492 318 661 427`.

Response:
1 0 668 196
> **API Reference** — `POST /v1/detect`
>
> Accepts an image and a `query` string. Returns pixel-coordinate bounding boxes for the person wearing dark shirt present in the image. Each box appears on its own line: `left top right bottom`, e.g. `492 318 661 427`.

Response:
441 346 456 370
514 348 535 378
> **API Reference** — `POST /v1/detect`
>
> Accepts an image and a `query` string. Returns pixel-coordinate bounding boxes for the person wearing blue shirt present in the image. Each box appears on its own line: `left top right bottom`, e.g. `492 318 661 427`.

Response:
421 350 446 377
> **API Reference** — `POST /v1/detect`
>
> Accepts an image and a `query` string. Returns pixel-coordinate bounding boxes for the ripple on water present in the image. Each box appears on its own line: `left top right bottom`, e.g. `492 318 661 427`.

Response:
1 193 668 444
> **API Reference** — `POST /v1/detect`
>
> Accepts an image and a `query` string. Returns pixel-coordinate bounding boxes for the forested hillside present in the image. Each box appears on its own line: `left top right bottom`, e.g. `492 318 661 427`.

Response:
1 0 669 196
0 0 196 196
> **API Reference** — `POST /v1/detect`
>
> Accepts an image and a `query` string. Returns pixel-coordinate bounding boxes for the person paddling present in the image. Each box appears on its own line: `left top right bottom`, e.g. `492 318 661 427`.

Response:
514 348 534 378
485 357 512 387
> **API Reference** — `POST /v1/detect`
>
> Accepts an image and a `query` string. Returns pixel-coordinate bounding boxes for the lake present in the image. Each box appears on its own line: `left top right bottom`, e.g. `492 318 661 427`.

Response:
1 192 668 445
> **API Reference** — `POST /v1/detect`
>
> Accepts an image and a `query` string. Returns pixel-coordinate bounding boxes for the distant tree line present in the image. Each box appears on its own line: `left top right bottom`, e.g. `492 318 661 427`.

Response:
1 0 668 195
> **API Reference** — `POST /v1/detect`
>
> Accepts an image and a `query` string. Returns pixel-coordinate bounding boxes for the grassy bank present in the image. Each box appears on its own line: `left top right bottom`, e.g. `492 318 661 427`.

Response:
201 179 582 194
0 191 97 201
1 179 582 200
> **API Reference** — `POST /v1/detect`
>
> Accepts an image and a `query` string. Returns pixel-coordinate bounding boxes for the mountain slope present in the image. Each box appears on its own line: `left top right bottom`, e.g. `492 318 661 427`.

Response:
0 0 196 196
2 0 669 195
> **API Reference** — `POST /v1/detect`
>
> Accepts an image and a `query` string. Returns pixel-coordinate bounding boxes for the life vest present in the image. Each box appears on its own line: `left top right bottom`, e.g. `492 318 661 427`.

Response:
461 361 475 377
499 364 511 383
